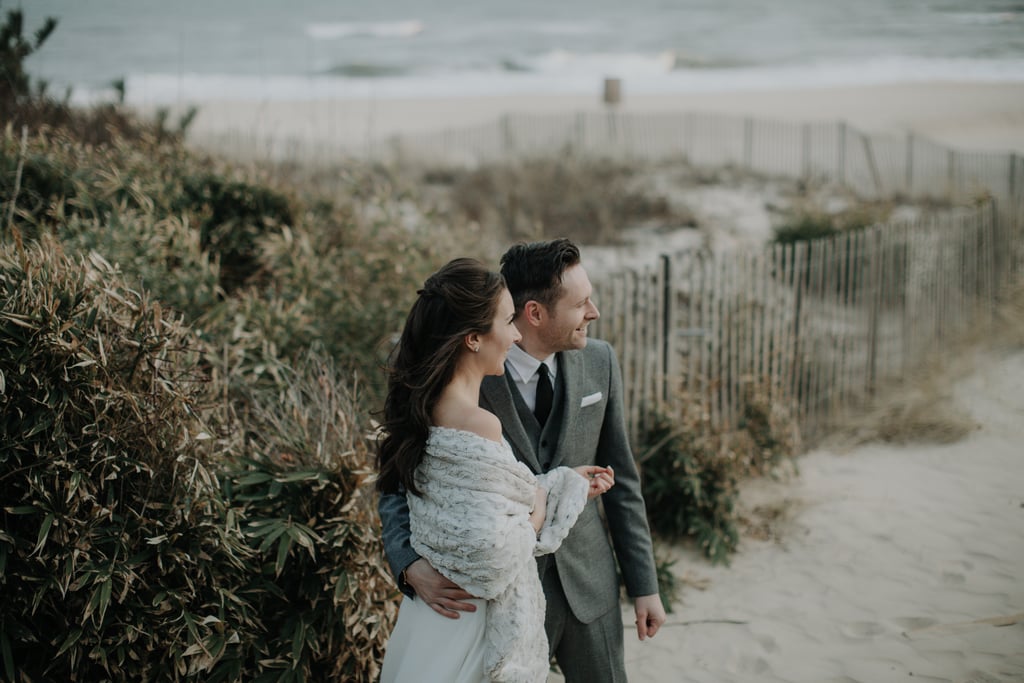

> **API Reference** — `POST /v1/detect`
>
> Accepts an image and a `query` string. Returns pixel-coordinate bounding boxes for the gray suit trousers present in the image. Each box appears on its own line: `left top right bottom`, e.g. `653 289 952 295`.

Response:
542 564 627 683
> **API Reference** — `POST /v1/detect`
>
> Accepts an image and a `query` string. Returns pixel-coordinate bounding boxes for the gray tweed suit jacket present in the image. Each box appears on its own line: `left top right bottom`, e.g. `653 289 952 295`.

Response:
378 338 659 624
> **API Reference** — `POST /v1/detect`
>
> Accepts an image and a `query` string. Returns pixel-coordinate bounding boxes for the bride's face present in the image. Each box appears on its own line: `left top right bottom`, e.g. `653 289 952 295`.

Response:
478 288 521 375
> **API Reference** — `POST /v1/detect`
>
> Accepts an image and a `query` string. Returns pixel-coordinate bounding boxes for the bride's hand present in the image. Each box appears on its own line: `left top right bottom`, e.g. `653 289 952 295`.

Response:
574 465 615 499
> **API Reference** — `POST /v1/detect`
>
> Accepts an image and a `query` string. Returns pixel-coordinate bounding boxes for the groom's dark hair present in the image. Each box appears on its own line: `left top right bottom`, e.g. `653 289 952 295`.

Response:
500 238 581 314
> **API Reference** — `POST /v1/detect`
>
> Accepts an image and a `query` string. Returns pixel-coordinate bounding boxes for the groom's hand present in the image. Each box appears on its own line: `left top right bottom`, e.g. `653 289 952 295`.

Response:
633 594 667 640
404 558 477 619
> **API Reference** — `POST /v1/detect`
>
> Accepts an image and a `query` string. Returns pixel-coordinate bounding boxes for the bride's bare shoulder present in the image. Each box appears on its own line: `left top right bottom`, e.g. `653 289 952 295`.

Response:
435 405 503 444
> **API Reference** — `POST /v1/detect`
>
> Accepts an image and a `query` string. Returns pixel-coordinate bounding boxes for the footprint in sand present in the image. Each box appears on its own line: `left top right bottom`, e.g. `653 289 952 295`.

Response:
841 621 887 638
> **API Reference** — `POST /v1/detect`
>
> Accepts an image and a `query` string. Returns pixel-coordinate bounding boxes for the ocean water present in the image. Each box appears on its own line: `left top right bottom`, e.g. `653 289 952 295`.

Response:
20 0 1024 106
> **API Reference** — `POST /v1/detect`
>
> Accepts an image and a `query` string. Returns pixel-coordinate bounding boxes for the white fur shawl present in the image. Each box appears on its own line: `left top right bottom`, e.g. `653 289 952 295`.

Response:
408 426 589 683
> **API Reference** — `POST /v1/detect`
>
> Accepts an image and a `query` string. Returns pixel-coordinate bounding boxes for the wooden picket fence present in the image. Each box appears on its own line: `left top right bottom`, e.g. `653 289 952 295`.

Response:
589 201 1014 443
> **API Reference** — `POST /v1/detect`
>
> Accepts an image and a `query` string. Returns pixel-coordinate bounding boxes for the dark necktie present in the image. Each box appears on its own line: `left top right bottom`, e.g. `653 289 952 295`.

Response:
534 363 553 428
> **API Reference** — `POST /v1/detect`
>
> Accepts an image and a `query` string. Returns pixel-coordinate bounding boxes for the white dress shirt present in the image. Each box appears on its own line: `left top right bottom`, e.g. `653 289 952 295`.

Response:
505 344 557 413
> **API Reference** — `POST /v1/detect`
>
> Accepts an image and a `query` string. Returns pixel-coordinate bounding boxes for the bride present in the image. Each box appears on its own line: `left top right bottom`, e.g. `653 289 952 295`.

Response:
376 258 613 683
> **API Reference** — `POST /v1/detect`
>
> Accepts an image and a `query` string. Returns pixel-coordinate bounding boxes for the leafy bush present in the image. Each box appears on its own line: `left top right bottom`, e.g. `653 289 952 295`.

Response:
214 352 398 682
0 237 252 681
639 384 800 564
60 210 224 321
0 238 396 682
172 173 295 293
771 213 839 245
640 411 740 565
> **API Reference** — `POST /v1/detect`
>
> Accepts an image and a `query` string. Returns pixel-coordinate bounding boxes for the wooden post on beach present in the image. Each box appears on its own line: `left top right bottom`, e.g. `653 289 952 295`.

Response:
603 78 622 106
603 78 622 149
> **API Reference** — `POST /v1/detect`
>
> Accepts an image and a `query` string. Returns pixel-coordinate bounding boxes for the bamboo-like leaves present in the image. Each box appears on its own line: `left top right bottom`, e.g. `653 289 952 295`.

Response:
0 120 413 681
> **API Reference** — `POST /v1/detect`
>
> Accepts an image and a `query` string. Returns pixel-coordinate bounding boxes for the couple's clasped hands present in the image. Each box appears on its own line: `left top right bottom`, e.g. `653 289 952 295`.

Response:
530 465 613 535
574 464 614 498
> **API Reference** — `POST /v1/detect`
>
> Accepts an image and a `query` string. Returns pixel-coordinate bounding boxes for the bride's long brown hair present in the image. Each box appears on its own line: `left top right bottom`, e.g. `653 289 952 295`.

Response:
377 258 505 495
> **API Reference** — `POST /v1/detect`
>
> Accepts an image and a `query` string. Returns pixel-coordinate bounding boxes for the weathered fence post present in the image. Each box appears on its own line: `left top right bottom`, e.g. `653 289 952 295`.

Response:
866 228 883 396
837 122 847 186
802 123 811 180
947 148 957 201
660 253 672 407
1009 152 1018 217
905 132 915 196
743 117 754 170
861 132 883 198
574 112 586 154
501 114 513 157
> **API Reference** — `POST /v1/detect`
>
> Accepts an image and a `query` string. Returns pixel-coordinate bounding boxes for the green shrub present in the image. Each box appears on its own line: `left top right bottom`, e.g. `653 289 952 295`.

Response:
0 238 396 682
639 384 800 564
0 146 78 238
248 177 493 404
640 411 740 565
213 351 397 682
0 237 252 681
771 214 839 245
1 126 196 235
60 210 224 322
734 384 802 476
172 173 295 293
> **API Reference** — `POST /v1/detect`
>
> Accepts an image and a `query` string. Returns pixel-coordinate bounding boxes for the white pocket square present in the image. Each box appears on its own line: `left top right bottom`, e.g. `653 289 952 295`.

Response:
580 392 603 407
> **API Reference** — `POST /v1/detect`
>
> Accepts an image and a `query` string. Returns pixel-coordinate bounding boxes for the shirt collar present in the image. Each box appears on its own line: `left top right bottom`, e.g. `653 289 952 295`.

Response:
506 343 556 383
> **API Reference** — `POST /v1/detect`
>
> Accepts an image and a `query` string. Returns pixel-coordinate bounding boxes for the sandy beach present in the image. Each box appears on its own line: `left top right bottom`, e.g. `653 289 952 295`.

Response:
609 346 1024 683
178 81 1024 155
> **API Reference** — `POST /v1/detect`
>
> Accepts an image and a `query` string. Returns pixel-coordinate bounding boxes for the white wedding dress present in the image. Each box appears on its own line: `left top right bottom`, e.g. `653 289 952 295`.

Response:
379 427 589 683
380 592 489 683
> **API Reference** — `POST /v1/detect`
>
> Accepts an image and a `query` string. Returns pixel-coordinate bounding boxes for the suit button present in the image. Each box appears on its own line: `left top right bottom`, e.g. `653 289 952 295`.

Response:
541 439 548 447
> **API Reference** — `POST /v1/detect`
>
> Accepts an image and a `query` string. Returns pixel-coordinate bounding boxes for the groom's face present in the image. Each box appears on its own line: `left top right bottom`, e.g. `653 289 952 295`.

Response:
538 264 600 352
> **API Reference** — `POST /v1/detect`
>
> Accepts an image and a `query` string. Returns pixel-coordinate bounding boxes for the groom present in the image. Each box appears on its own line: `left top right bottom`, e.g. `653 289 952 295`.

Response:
379 238 666 681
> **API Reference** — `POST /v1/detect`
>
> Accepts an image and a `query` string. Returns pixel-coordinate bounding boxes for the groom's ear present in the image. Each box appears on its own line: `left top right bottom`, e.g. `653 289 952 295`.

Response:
522 300 546 328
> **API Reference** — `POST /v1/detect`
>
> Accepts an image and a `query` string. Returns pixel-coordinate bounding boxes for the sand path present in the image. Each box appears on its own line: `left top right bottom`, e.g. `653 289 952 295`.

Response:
609 349 1024 683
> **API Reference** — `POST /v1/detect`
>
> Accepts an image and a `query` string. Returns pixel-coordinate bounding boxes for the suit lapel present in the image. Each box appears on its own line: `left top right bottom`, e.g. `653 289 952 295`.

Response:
480 372 541 472
550 351 583 469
